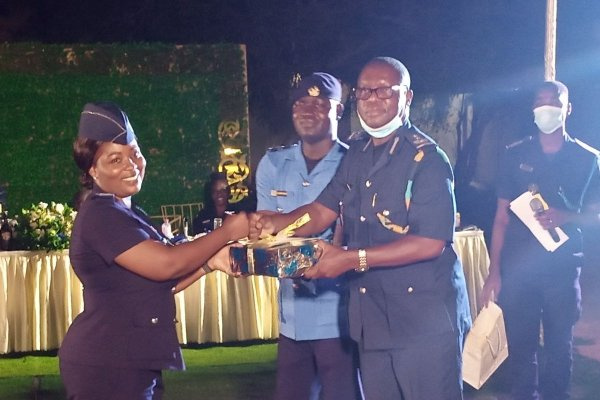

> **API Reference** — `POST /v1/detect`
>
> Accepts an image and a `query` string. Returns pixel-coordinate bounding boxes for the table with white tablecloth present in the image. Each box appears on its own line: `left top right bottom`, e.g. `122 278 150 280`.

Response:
0 232 489 354
0 250 279 354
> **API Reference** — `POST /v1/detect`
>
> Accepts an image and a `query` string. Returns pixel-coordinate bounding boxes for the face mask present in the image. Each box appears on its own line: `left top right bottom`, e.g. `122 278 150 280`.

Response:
533 105 563 134
358 112 403 138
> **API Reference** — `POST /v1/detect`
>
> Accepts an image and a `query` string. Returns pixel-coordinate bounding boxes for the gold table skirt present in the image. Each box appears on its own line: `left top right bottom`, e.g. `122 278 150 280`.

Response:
453 230 491 318
0 233 488 354
0 250 279 354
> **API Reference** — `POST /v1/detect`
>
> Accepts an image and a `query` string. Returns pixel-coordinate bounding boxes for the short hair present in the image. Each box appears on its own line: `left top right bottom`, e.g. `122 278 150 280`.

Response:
535 80 569 104
367 57 411 88
73 137 101 189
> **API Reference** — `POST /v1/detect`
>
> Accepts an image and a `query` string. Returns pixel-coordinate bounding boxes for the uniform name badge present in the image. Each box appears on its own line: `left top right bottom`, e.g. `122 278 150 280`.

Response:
229 213 322 278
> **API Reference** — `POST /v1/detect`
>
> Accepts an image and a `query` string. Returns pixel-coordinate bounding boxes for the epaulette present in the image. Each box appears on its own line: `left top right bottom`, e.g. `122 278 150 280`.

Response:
346 131 369 141
407 131 435 150
574 137 600 156
505 135 533 150
267 143 298 152
92 192 115 200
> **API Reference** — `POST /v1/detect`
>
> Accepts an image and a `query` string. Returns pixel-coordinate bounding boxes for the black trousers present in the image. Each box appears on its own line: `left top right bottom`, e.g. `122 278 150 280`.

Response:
358 332 464 400
275 334 361 400
60 360 164 400
500 266 581 400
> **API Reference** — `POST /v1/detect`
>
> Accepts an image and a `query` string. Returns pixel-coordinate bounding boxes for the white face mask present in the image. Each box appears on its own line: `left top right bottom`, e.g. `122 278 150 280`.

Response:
358 112 403 139
533 105 564 134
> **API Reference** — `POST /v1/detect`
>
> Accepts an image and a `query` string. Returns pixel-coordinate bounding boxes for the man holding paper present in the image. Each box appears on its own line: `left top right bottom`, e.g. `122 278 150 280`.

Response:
482 81 600 400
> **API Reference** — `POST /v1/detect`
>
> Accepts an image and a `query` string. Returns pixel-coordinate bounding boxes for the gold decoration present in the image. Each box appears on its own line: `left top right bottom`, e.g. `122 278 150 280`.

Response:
217 120 249 204
308 85 320 97
291 73 302 88
376 212 409 234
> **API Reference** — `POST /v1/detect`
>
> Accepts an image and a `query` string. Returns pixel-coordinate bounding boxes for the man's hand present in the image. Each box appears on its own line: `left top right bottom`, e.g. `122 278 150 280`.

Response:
249 212 276 239
534 207 570 230
303 240 354 279
207 244 240 277
481 268 501 307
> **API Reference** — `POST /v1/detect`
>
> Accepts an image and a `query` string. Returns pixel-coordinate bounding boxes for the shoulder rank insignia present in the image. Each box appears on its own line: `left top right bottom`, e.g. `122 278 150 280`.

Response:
267 143 298 152
505 135 533 150
409 133 434 149
347 131 368 141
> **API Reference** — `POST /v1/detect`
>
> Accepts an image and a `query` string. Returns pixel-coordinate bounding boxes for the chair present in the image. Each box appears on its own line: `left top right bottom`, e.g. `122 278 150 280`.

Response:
160 202 203 235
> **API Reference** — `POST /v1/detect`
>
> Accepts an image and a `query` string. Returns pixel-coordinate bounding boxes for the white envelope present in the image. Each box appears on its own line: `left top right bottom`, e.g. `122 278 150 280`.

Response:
509 191 568 252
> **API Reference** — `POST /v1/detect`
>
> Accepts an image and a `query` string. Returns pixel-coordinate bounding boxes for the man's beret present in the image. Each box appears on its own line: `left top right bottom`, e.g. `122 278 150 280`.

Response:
77 102 136 145
290 72 342 105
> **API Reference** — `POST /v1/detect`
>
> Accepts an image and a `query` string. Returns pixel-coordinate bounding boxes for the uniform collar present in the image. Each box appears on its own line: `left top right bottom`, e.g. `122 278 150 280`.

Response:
361 120 413 155
288 139 347 162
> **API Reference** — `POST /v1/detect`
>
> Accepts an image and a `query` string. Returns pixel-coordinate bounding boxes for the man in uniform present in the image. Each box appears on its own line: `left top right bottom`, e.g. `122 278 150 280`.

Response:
250 57 471 400
255 72 360 400
482 81 600 400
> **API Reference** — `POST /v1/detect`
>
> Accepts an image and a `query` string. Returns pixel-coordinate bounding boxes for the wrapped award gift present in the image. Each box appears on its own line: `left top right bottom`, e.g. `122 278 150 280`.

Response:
230 237 322 278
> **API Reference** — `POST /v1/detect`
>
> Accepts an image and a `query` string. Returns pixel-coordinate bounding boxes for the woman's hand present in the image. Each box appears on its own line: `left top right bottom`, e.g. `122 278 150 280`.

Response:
249 212 276 239
221 211 249 240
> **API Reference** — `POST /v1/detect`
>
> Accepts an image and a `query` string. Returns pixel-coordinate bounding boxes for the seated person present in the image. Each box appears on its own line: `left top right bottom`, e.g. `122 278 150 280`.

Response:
193 172 236 234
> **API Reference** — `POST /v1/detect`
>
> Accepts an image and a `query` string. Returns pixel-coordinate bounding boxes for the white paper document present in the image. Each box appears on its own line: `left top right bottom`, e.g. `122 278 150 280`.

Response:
509 191 569 252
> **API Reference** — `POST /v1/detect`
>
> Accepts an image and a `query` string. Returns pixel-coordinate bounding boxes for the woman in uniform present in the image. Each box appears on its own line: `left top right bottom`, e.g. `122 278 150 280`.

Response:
59 102 248 400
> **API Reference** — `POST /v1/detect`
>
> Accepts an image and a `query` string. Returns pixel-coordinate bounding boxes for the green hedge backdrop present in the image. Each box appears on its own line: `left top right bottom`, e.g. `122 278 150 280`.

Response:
0 42 249 216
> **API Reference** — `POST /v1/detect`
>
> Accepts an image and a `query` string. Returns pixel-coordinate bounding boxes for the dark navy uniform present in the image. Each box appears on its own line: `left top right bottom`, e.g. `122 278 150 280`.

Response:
497 135 600 400
317 122 471 399
59 187 183 399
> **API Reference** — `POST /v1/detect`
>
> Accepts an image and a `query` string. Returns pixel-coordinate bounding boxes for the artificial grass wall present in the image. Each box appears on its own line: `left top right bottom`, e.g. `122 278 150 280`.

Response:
0 42 249 216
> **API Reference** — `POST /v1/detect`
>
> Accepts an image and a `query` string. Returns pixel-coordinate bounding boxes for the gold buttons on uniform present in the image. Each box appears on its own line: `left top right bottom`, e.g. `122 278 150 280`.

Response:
407 287 414 293
359 287 367 294
173 318 179 324
151 317 159 324
302 181 310 187
360 215 366 222
382 210 390 216
292 283 300 290
366 180 372 187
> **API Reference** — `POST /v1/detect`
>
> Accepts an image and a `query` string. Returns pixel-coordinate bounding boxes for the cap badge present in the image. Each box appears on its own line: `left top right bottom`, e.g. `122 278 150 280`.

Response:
308 86 320 97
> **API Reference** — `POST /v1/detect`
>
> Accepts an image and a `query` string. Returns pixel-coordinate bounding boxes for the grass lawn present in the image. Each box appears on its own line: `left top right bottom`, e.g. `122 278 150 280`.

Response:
1 341 599 399
0 341 277 400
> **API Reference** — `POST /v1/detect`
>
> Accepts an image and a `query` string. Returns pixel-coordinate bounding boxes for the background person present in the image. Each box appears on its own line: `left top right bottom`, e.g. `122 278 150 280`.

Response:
59 102 248 400
250 57 471 400
192 171 237 235
481 81 600 400
255 72 360 400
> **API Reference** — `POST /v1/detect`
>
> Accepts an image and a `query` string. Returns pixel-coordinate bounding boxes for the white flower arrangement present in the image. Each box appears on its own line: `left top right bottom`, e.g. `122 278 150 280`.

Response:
16 201 77 250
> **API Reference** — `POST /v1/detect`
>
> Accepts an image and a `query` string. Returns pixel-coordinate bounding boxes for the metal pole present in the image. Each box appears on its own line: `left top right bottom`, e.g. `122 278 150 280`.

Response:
545 0 557 80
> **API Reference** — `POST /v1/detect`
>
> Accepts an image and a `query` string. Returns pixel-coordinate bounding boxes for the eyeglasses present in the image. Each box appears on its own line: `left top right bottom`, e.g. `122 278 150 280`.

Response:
353 85 403 100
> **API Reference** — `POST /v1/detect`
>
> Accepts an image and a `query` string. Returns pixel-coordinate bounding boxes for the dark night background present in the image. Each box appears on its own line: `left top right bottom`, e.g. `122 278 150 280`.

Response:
1 0 600 230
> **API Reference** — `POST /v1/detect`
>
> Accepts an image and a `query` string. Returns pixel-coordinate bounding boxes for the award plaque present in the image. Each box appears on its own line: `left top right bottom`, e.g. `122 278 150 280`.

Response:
229 238 322 278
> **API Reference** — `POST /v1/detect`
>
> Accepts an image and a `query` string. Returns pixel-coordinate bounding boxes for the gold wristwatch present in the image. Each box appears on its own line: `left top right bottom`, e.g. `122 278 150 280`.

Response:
355 249 369 273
